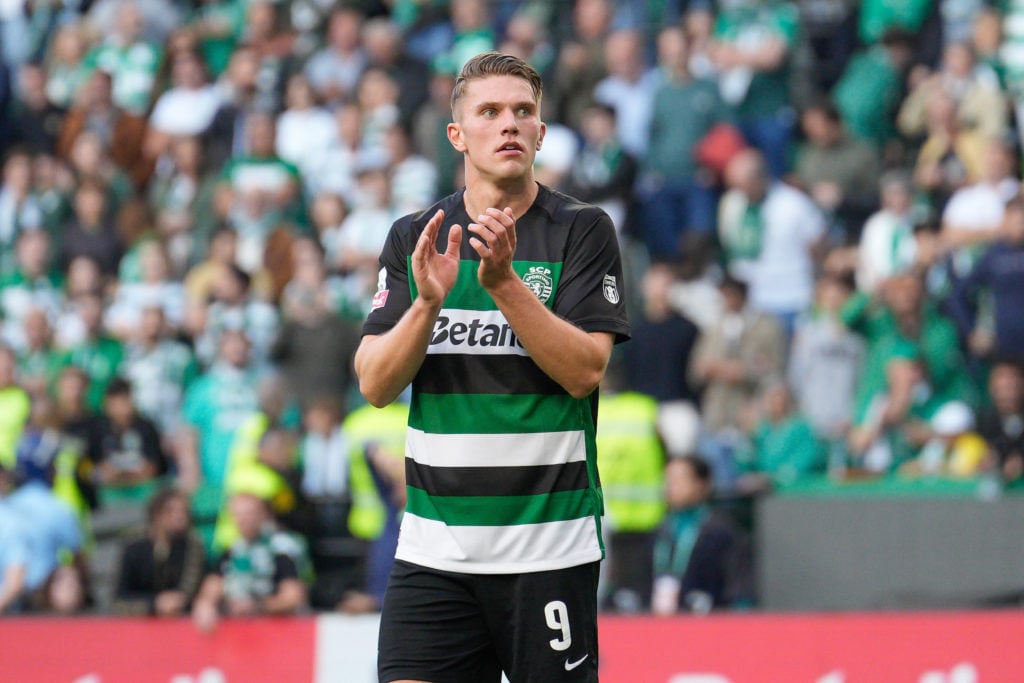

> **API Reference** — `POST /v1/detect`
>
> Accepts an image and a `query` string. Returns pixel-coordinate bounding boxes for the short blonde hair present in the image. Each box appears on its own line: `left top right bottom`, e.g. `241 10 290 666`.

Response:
450 52 543 118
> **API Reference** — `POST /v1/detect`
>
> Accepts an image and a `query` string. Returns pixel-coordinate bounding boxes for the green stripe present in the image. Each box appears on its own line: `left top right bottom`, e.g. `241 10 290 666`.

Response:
410 393 585 434
406 486 597 526
408 259 562 311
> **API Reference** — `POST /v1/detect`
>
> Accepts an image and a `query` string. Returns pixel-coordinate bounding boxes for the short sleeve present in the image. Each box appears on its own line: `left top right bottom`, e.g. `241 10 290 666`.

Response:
552 210 631 342
362 216 415 336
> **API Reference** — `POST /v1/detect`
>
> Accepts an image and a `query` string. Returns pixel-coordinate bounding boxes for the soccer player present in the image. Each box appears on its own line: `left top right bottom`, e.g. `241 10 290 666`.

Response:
355 52 630 683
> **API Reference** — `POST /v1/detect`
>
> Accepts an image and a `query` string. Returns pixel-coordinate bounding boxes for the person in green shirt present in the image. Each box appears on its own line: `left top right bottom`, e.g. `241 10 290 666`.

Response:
737 379 826 491
710 0 799 177
58 291 124 412
81 1 163 115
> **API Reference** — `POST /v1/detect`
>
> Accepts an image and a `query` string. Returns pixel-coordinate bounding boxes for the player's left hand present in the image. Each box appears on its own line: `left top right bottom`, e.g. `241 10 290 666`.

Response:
468 207 517 290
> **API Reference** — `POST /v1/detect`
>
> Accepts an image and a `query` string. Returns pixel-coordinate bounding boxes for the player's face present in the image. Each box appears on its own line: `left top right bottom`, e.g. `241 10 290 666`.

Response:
448 75 545 184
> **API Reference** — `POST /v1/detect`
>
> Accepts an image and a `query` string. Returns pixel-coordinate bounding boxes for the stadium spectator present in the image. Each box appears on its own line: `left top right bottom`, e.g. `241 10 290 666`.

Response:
192 264 279 368
950 194 1024 361
105 241 186 339
550 0 612 129
651 456 754 615
913 88 988 213
563 103 637 236
977 359 1024 484
91 378 165 503
203 44 264 170
788 273 864 446
737 379 826 491
186 0 246 79
175 328 261 494
81 0 162 115
14 308 60 398
146 50 221 155
120 305 199 437
271 238 360 409
57 290 124 411
690 275 786 491
113 487 206 616
6 64 65 156
361 17 431 123
593 28 658 159
0 459 86 614
792 97 881 242
710 0 799 178
303 6 367 106
832 28 915 150
0 230 63 348
626 262 701 459
386 122 439 218
856 170 920 294
898 41 1008 142
637 24 729 259
192 491 308 632
60 179 123 277
718 148 825 332
0 149 44 275
42 24 90 111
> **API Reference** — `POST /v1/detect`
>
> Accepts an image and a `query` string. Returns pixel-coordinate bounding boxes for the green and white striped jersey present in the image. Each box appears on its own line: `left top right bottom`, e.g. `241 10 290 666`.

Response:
363 184 630 574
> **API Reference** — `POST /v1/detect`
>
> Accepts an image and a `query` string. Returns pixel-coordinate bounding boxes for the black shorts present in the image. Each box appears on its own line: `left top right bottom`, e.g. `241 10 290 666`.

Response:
378 560 600 683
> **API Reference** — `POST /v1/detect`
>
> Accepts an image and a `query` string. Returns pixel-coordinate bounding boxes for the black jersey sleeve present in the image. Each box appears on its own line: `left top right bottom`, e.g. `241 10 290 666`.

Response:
552 208 631 342
362 214 415 336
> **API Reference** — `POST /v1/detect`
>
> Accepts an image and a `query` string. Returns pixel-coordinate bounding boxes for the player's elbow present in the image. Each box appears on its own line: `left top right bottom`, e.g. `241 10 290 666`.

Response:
564 369 604 400
359 379 397 408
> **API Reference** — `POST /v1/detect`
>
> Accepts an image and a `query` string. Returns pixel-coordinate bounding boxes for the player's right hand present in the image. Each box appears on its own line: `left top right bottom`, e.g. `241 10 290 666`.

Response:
412 209 462 307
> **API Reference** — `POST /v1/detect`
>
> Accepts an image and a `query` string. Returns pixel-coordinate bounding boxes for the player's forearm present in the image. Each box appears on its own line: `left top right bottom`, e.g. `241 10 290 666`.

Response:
488 277 612 399
355 297 442 407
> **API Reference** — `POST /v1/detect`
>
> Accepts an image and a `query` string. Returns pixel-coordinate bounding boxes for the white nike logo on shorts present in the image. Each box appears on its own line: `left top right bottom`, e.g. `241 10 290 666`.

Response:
564 654 589 671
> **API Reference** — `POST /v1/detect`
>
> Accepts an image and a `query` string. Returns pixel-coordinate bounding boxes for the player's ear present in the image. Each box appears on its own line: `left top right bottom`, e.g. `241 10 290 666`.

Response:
447 122 467 153
536 121 546 151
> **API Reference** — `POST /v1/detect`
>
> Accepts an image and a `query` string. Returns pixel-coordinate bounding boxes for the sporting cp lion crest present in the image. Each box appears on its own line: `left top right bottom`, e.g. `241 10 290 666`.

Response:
522 266 553 304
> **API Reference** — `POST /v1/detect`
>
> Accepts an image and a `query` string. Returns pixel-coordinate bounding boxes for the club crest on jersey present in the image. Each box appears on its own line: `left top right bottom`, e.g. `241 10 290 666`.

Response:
523 266 553 304
602 274 619 304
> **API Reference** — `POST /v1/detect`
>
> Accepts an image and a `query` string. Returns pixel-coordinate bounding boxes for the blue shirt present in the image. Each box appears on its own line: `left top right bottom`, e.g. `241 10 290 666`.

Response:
2 482 82 589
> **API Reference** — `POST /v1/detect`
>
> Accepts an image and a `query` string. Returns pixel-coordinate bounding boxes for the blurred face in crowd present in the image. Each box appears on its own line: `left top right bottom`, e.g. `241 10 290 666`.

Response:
52 25 86 66
642 263 675 318
604 29 643 80
801 107 840 146
357 68 398 110
139 306 165 342
328 8 363 52
246 1 277 41
16 230 50 276
721 282 747 314
580 105 616 147
56 368 89 409
171 51 206 90
990 363 1024 414
942 42 975 80
982 140 1015 183
156 493 191 538
574 0 612 41
74 184 106 226
883 274 924 318
451 0 488 31
815 276 851 315
139 243 170 284
66 256 103 298
656 26 688 75
246 113 276 157
76 293 105 336
880 175 913 215
311 192 345 230
258 430 296 471
725 149 768 202
104 390 135 426
171 136 202 175
209 229 239 264
115 1 145 42
362 19 400 64
219 329 251 368
335 102 362 148
303 404 339 436
227 46 260 91
665 458 711 510
762 383 793 423
3 152 32 195
70 132 106 176
23 308 51 350
230 493 270 542
285 74 317 111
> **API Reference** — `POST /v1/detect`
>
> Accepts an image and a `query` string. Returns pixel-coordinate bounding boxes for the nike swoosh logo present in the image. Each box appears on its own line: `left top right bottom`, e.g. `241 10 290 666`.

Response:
564 654 589 671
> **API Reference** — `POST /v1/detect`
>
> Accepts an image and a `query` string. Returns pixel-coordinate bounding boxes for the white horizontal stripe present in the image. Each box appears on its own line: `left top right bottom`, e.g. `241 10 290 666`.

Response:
406 428 586 468
426 308 530 356
396 513 602 574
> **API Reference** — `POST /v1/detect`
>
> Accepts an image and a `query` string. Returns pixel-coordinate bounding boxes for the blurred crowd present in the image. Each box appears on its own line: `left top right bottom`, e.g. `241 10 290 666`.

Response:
2 0 1024 620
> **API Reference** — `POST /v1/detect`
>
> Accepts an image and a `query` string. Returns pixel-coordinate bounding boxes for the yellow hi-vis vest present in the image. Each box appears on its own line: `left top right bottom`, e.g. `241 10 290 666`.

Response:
341 401 410 540
596 391 666 533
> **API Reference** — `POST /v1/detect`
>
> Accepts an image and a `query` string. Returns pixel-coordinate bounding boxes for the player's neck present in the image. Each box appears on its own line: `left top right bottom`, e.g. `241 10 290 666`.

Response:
463 173 539 220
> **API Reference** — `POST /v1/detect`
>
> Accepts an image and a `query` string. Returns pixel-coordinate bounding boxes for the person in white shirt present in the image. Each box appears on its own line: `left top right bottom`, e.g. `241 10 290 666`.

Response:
857 170 918 294
274 73 338 191
147 50 221 149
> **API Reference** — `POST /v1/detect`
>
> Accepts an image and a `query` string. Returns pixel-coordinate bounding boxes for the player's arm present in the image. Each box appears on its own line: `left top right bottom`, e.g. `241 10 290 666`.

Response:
470 207 614 399
355 209 463 407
